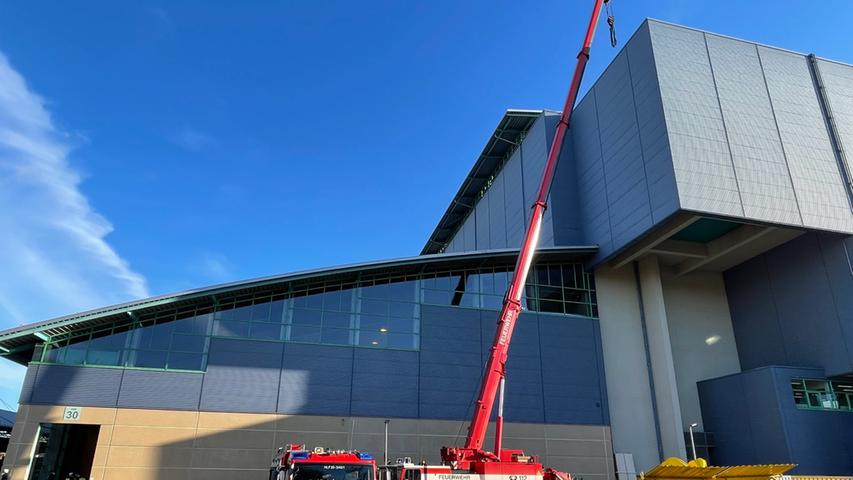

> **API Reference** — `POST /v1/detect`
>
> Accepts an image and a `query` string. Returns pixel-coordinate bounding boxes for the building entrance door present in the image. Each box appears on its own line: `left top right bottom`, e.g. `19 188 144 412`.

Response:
28 423 99 480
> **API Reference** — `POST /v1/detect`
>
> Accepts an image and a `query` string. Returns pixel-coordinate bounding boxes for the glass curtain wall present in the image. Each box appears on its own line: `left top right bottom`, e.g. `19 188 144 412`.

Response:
36 262 596 372
791 378 853 411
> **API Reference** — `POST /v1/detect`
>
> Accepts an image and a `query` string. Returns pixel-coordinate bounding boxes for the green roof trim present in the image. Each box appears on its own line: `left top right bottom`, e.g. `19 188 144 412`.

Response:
671 218 741 243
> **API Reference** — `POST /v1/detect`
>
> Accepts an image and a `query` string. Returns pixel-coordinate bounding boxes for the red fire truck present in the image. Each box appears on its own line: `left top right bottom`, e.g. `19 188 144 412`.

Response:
270 445 377 480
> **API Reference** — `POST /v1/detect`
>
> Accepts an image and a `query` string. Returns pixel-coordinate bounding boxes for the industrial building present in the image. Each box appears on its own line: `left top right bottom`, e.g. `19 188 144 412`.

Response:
2 18 853 480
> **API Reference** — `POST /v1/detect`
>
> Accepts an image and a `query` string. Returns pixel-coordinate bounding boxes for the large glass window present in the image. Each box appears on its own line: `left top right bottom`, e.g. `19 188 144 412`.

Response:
35 261 597 372
792 378 853 411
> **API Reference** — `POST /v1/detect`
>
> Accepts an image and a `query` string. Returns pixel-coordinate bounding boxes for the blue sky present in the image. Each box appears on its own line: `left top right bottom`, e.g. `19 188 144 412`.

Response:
1 1 852 408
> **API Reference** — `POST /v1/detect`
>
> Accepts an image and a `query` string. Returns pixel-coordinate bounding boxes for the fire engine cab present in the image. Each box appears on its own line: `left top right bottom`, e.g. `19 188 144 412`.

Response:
270 445 377 480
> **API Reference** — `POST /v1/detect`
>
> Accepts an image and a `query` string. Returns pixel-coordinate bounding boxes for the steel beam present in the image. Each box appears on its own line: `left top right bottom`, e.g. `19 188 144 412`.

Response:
648 239 708 259
674 224 775 276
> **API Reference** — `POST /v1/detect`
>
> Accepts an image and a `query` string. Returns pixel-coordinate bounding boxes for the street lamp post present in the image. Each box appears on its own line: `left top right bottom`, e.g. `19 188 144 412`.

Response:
384 419 390 465
688 423 698 460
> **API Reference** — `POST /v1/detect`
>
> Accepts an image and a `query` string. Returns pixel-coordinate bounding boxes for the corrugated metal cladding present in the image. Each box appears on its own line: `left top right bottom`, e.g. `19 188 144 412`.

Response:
21 305 609 426
442 20 853 262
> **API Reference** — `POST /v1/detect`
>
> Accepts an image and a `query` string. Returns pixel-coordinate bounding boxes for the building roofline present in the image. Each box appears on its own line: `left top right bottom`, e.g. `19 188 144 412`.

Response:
0 245 597 361
645 18 853 69
420 109 546 255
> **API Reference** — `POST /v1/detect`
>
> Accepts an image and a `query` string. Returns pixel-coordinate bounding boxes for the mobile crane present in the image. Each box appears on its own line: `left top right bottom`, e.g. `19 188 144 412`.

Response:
439 1 614 480
275 2 615 480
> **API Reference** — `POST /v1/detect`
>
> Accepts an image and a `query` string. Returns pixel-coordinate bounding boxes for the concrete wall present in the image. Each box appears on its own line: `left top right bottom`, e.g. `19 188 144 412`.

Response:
660 269 740 430
699 366 853 475
4 405 614 480
724 232 853 377
595 262 740 471
594 265 660 471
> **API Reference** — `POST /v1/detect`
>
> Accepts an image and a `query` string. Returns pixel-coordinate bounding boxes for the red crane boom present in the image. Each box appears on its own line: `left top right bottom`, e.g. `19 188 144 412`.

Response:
441 0 613 473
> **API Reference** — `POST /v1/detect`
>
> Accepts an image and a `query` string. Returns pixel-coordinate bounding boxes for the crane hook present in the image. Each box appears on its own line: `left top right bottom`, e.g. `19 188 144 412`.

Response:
605 0 617 47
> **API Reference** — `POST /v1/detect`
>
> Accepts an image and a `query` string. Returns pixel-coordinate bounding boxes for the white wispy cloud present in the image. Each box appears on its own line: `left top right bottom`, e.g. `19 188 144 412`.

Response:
174 127 217 152
198 252 235 282
0 51 150 406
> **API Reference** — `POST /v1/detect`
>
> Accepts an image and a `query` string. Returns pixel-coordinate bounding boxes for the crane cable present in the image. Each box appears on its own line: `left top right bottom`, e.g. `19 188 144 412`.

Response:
605 0 617 47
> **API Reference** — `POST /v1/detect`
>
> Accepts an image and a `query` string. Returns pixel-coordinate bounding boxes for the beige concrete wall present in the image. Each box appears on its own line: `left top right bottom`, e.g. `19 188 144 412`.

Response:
660 267 741 430
637 256 686 461
594 265 661 471
594 261 742 471
5 405 613 480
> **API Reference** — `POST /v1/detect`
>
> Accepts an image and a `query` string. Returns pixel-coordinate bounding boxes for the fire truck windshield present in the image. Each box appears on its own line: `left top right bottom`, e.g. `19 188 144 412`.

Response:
293 464 373 480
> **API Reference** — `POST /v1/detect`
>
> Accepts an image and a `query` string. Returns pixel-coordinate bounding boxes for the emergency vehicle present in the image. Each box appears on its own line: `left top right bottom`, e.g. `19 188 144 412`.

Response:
270 445 377 480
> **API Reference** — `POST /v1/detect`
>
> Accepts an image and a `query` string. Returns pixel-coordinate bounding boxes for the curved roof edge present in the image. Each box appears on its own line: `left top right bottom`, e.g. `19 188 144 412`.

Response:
0 245 597 361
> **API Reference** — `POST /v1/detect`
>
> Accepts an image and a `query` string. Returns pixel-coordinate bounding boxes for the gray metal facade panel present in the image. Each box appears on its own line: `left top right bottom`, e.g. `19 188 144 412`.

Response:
351 348 419 418
725 232 853 377
740 368 791 463
538 315 606 425
759 47 853 232
488 169 508 249
697 372 757 464
649 22 744 217
626 21 679 223
571 94 613 255
521 116 546 224
200 338 283 413
724 255 789 370
445 233 461 253
550 134 583 245
540 114 561 247
18 364 37 404
817 59 853 192
501 314 545 423
279 343 352 415
474 195 490 250
461 213 477 252
117 370 203 410
419 305 482 420
593 51 654 248
765 226 851 377
503 147 527 248
540 197 556 247
30 364 122 406
817 233 853 367
701 366 853 474
705 35 802 225
771 367 853 474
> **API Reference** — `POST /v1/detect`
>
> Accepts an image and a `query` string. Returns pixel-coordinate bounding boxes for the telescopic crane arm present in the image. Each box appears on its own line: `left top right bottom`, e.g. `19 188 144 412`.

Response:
441 0 614 468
